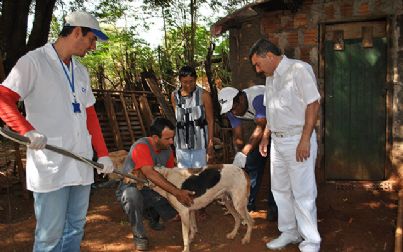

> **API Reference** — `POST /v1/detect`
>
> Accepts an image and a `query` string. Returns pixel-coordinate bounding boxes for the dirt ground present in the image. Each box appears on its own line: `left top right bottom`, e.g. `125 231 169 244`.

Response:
0 171 398 252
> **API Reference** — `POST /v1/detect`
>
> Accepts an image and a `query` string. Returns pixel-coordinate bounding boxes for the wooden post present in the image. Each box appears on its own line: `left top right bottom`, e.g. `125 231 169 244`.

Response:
138 95 154 135
143 74 175 124
204 42 223 126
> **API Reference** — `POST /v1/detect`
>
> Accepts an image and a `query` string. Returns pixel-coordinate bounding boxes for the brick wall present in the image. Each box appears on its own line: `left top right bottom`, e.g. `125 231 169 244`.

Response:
226 0 403 179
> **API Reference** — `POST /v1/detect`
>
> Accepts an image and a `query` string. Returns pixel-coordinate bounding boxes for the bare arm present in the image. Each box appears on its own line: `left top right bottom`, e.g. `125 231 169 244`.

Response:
141 165 194 207
242 117 267 156
170 92 177 113
232 125 244 151
202 90 215 158
259 126 271 157
296 100 320 162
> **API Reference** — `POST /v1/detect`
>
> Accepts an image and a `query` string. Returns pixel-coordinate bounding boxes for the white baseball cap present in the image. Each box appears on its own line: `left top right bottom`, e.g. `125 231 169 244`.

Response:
218 87 239 114
64 11 108 41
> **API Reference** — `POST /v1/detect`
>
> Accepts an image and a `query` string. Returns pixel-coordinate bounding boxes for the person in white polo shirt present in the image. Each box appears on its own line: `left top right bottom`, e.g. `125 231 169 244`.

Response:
0 11 114 251
249 38 321 252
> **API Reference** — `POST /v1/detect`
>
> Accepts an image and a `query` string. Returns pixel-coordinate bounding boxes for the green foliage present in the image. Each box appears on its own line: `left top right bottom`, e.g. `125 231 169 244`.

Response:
52 0 246 90
212 34 232 86
49 15 62 42
79 27 158 90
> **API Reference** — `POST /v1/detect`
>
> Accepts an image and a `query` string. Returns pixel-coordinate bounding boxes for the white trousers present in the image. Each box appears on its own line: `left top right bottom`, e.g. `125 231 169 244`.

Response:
270 131 321 252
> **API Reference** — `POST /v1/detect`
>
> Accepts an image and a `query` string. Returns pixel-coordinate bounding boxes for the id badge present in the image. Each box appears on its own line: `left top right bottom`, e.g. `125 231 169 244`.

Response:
72 102 81 113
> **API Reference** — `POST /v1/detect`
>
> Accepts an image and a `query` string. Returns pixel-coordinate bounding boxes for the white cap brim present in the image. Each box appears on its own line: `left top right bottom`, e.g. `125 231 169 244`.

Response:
220 100 233 114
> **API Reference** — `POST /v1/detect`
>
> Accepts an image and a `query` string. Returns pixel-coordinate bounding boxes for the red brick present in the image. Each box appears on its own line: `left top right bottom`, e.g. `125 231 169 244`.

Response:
281 16 293 30
264 34 279 46
324 3 335 20
286 32 299 47
261 15 281 34
340 3 353 17
358 2 370 16
303 28 318 46
294 13 308 28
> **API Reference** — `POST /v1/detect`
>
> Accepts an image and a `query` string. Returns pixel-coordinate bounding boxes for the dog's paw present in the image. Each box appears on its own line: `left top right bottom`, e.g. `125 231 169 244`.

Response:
226 232 237 240
241 237 251 244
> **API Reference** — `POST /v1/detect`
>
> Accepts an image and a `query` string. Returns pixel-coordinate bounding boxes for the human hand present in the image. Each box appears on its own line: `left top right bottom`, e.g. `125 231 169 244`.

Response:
259 137 269 157
207 145 215 164
123 177 137 184
296 139 310 162
24 130 47 149
232 152 247 168
97 156 115 174
175 189 194 207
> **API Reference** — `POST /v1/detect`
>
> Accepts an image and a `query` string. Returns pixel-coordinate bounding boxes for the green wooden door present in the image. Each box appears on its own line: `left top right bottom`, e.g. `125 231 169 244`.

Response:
325 25 387 180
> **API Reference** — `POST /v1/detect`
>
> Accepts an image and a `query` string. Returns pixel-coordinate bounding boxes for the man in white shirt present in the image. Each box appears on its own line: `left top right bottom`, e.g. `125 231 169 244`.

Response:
248 38 321 252
0 11 114 251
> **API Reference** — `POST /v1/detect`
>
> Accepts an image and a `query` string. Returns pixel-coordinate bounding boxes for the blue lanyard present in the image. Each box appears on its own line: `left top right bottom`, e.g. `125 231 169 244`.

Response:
52 44 76 101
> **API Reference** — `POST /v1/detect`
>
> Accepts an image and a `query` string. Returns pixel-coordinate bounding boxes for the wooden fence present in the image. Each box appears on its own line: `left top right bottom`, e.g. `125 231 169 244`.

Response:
93 89 163 152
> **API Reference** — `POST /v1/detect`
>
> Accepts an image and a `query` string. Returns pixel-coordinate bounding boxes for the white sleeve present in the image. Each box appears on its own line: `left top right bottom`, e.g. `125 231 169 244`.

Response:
2 55 37 100
294 64 321 105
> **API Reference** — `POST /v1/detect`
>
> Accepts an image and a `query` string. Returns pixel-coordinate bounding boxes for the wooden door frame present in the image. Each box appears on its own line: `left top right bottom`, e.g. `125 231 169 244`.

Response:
318 17 393 182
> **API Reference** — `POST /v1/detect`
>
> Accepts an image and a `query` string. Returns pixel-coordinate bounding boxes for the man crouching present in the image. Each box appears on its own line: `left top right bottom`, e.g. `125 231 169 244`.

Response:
116 117 194 251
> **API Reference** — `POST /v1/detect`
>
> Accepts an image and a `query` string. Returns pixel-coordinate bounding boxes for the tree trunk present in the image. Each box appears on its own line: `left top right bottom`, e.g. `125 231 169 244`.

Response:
97 64 105 90
27 0 57 52
162 6 168 49
189 0 196 66
1 0 57 75
1 0 32 74
204 42 222 126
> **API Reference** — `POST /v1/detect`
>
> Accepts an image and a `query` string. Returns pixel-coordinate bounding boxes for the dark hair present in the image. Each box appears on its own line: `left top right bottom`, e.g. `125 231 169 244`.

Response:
179 65 197 79
248 38 282 61
233 90 244 104
150 117 175 137
59 26 92 37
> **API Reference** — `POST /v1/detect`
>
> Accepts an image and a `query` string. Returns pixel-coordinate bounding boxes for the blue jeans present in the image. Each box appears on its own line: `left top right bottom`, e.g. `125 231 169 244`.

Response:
175 148 206 168
245 147 277 212
118 185 177 237
33 185 91 252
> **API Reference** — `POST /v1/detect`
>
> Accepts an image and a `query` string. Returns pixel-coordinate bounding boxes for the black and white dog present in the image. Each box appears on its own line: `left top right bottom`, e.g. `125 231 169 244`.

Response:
152 164 254 252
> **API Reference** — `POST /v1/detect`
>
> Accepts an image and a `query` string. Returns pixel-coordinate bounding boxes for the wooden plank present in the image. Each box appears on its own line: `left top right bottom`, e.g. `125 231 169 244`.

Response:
130 93 147 136
104 92 124 150
118 93 135 143
144 76 175 123
324 34 386 180
138 95 153 134
94 93 118 151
